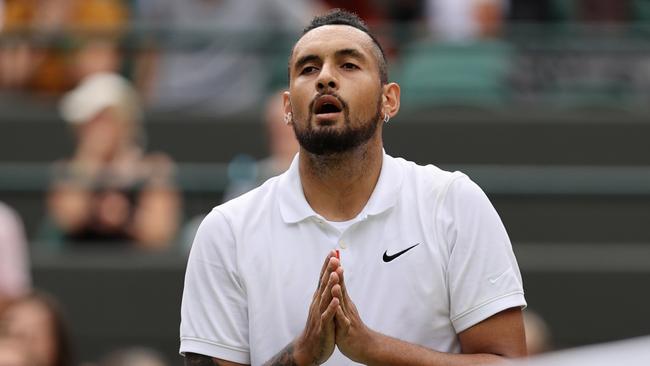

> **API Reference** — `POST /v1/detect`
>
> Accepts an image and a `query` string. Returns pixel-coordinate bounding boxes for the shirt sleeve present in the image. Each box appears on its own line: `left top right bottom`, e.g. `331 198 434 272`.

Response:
438 175 526 333
179 208 250 364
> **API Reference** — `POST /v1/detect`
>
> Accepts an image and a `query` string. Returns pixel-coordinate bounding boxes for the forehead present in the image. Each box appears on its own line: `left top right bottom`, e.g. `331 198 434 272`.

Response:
292 25 376 62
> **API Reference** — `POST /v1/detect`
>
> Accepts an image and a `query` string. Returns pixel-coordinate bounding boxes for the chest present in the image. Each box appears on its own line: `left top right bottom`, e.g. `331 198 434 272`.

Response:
238 209 454 360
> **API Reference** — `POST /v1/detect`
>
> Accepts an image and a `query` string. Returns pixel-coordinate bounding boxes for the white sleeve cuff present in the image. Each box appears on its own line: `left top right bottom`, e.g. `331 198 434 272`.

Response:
451 292 527 333
180 336 250 364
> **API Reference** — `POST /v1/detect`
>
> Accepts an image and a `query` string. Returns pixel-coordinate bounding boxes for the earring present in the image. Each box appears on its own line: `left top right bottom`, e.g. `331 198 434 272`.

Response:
284 112 292 125
383 113 390 123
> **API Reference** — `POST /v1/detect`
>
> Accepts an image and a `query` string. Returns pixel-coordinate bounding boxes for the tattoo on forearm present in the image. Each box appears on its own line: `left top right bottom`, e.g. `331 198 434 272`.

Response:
262 342 299 366
185 353 227 366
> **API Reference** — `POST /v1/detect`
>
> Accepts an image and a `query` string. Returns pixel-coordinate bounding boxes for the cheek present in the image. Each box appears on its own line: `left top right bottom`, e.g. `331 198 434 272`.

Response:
348 90 381 121
289 82 314 118
290 100 311 124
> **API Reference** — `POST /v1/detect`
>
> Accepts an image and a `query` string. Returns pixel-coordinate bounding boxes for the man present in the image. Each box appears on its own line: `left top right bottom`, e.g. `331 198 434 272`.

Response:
180 9 526 366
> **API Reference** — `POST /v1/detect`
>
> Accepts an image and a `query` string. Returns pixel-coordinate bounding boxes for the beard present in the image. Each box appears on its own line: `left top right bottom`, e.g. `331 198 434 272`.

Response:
292 94 382 156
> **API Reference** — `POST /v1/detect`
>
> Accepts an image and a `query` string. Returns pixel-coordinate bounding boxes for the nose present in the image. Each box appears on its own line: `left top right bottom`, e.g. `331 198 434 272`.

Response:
316 63 338 92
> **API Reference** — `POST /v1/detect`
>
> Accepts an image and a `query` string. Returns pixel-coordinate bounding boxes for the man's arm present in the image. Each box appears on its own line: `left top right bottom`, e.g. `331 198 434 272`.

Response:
343 308 525 366
185 353 248 366
333 266 527 365
184 341 307 366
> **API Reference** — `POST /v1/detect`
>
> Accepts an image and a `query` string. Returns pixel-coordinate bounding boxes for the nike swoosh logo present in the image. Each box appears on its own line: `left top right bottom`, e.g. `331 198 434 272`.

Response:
383 243 420 263
489 268 512 284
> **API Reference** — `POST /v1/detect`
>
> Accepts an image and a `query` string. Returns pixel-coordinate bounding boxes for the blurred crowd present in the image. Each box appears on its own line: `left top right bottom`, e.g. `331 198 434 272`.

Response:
0 202 173 366
0 0 641 247
0 0 643 108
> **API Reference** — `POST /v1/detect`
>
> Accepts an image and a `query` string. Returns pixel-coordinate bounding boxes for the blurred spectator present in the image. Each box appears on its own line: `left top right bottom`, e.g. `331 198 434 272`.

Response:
577 0 631 23
45 72 181 249
222 90 299 201
319 2 422 59
0 291 74 366
254 90 300 184
134 0 320 116
507 0 557 22
0 337 32 366
100 347 167 366
523 309 553 355
0 202 31 314
425 0 507 42
0 0 128 95
182 90 300 252
321 1 383 24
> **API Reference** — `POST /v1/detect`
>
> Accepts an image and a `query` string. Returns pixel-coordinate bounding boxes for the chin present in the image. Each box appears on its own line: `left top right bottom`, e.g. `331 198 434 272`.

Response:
313 112 344 126
314 120 338 128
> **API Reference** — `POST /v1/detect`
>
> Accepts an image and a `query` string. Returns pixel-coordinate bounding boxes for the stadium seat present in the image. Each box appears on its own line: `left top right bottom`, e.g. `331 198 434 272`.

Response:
395 39 513 110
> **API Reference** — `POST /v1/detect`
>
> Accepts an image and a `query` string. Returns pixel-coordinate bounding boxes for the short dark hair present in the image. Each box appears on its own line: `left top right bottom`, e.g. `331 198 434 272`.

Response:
290 9 388 84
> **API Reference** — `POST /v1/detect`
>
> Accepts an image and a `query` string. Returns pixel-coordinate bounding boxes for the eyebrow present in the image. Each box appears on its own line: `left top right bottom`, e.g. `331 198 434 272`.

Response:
294 54 320 72
335 48 367 62
293 48 368 72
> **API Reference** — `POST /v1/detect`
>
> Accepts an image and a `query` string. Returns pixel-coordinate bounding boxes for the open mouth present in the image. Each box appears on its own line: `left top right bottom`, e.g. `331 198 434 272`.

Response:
314 95 343 116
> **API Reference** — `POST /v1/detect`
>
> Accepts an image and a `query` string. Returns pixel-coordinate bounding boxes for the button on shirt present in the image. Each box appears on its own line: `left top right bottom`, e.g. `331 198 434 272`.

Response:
180 153 526 365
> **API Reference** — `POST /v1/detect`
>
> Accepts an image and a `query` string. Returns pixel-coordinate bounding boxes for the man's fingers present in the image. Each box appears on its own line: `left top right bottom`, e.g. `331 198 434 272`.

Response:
315 255 338 299
319 271 339 314
339 267 347 294
331 283 343 300
321 297 339 322
335 305 351 334
318 250 336 279
335 266 350 312
320 257 340 289
314 251 336 295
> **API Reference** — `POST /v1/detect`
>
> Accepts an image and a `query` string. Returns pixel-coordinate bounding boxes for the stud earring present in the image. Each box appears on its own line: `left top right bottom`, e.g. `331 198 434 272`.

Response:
284 112 292 125
383 113 390 123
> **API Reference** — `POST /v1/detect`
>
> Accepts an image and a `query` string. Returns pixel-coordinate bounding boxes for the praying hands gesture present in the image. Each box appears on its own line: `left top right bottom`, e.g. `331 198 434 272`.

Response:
291 250 376 365
188 251 525 366
259 251 526 366
293 251 525 366
297 250 374 365
293 251 342 365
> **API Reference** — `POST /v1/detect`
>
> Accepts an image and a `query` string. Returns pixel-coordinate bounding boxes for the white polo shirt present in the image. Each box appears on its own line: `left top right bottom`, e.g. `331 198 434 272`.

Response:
180 152 526 365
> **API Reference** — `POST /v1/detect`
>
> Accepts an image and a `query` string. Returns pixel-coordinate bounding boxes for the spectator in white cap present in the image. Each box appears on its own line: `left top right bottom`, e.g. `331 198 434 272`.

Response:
45 72 181 249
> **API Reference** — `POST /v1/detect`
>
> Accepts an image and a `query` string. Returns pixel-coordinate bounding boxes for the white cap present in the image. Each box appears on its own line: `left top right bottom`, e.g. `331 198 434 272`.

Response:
60 72 142 125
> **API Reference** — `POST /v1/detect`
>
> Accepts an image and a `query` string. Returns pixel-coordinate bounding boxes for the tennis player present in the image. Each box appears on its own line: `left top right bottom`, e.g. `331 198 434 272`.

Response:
180 9 527 366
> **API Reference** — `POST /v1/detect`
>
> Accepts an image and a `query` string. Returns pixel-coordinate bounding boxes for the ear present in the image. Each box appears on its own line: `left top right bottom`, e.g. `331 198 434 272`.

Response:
282 91 292 115
381 82 400 119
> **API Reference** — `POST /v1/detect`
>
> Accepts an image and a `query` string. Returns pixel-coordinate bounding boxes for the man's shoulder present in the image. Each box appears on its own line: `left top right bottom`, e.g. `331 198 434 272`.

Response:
212 174 283 221
389 155 468 193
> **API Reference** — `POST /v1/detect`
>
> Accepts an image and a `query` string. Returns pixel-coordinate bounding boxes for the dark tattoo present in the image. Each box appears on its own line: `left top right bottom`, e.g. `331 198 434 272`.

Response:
185 353 227 366
262 342 299 366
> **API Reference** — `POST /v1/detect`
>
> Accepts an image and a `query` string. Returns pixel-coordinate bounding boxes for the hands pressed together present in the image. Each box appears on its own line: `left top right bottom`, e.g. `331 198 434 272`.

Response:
294 250 376 366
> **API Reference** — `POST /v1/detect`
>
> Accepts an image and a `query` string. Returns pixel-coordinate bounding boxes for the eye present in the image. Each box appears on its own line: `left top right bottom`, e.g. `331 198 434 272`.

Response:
342 63 359 70
300 66 318 75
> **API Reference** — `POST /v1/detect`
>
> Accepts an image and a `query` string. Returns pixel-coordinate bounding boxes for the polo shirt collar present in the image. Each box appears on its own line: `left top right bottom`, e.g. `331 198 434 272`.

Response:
278 151 404 224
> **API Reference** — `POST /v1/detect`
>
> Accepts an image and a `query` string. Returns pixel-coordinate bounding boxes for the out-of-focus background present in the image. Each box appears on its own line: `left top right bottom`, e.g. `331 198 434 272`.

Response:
1 0 649 365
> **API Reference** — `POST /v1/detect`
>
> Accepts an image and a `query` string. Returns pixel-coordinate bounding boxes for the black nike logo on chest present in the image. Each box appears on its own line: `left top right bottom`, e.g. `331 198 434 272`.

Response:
382 243 420 262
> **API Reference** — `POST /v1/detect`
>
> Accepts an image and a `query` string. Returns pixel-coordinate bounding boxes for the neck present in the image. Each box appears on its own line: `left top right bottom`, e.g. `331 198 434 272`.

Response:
299 136 383 221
